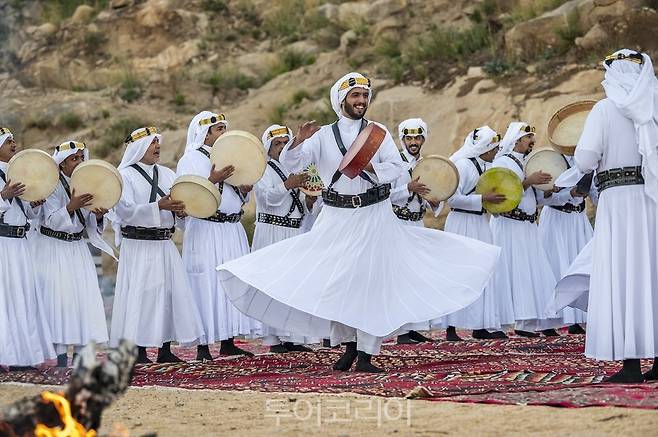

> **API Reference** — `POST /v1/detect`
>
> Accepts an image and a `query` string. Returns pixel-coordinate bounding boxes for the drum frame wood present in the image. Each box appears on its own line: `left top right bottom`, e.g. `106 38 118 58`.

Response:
547 100 597 156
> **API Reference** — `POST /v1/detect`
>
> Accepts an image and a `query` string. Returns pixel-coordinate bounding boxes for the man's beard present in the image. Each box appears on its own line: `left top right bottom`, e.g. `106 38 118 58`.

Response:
406 144 421 158
343 101 368 120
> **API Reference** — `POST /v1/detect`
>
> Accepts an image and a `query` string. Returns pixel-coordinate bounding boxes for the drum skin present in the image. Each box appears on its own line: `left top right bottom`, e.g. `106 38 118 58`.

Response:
411 155 459 202
170 175 221 219
524 149 568 191
6 149 59 202
70 159 123 210
300 163 324 197
476 167 523 214
547 100 596 156
211 130 267 186
339 123 386 179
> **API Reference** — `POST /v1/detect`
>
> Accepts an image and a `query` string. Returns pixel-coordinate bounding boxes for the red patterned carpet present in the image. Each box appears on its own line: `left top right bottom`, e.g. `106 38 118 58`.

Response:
2 334 657 409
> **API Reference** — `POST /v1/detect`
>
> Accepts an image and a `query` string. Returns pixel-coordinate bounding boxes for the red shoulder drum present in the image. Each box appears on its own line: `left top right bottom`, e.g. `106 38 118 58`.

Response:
338 123 386 179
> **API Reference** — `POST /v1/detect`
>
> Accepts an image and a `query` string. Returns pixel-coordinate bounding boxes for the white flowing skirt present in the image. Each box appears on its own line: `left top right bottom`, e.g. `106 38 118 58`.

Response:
442 211 502 330
552 239 592 313
110 238 204 347
182 219 261 344
584 186 658 361
30 233 109 346
490 215 558 324
0 236 56 366
217 200 500 339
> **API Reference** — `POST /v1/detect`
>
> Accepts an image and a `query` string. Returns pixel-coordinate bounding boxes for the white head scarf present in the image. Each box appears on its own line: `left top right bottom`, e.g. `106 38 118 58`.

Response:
185 111 228 153
330 72 373 118
602 48 658 203
52 140 89 166
118 127 162 170
261 124 292 153
0 127 12 148
398 118 428 144
450 126 500 162
496 121 535 158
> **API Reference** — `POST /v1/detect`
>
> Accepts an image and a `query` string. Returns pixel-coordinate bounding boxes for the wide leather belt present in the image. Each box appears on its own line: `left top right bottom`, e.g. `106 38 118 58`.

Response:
257 213 303 229
500 208 537 223
201 211 243 224
596 166 644 193
550 202 585 214
322 184 391 209
121 225 174 240
451 208 485 216
40 226 84 242
0 222 29 238
393 205 425 221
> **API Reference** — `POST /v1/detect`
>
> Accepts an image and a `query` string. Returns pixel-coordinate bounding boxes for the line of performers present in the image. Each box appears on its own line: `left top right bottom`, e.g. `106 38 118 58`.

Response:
1 48 656 381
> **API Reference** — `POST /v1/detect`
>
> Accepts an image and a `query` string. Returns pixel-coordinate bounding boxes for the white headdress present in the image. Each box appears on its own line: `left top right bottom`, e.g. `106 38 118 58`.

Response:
261 124 292 153
117 126 162 170
450 126 500 162
52 140 89 166
398 118 428 145
330 72 373 118
602 48 658 203
496 121 535 158
0 127 12 148
185 111 228 153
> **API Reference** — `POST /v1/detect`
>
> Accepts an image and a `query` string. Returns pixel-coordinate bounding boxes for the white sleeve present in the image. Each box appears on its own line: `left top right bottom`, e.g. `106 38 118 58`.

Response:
574 102 606 173
370 130 405 184
114 182 162 227
280 133 321 174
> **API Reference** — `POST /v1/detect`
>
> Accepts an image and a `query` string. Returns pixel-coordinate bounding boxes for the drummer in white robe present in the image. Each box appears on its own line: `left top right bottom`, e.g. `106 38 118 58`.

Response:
389 118 439 344
30 141 111 367
217 72 500 373
490 122 565 337
177 112 260 361
538 153 596 335
443 126 513 340
253 124 316 353
109 127 204 364
555 49 658 383
0 128 55 370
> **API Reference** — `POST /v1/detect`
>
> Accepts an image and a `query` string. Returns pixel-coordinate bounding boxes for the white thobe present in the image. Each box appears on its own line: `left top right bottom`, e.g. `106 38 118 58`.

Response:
389 149 436 228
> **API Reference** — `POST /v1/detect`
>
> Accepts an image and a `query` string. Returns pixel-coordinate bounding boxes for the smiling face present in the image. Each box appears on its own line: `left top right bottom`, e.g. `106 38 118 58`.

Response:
402 135 425 158
513 133 535 155
342 87 369 120
268 136 289 161
140 137 161 165
0 136 17 162
60 150 85 177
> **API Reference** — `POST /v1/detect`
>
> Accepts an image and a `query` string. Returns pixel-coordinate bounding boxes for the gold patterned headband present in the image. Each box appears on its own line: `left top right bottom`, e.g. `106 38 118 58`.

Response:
604 51 644 66
199 113 226 126
0 127 11 136
125 127 158 144
56 141 86 152
338 76 371 91
402 127 424 136
267 127 289 139
521 124 535 134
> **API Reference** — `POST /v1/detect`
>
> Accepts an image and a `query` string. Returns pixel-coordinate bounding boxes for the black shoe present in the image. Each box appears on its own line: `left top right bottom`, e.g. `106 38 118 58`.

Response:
446 326 463 342
332 342 357 371
157 351 184 363
283 342 313 352
643 358 658 381
408 330 432 342
322 339 331 348
8 366 38 372
56 353 68 368
603 359 644 383
514 330 539 338
542 329 560 337
269 344 289 354
472 329 494 340
397 334 418 345
196 345 214 361
355 351 384 373
567 324 586 335
489 330 509 339
136 346 152 364
71 353 79 366
220 338 254 357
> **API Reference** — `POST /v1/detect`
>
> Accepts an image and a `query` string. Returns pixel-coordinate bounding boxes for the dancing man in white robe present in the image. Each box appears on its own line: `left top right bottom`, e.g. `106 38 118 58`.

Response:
0 128 55 371
30 141 111 367
555 49 658 382
217 72 500 373
253 124 316 353
177 112 260 361
110 127 204 364
490 122 564 337
443 126 512 340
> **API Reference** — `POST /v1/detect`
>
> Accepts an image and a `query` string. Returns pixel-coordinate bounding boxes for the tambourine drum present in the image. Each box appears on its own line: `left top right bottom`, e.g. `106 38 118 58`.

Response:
411 155 459 202
476 167 523 214
211 130 267 186
70 159 123 210
300 163 324 196
524 149 568 191
6 149 59 202
170 175 221 219
339 123 386 179
547 100 596 156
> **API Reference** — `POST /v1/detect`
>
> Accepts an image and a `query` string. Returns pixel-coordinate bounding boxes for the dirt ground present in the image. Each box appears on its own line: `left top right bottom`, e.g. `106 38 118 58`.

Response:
1 384 657 436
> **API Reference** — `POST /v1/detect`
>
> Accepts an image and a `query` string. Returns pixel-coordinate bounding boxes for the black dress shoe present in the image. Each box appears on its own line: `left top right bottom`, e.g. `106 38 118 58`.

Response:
446 326 463 341
397 334 418 344
514 330 540 338
354 351 384 373
283 342 313 352
471 329 494 340
489 330 509 339
408 330 432 342
332 342 357 371
567 324 586 335
56 353 68 368
8 366 38 372
196 345 214 361
136 346 152 364
269 344 289 354
542 329 560 337
220 339 254 357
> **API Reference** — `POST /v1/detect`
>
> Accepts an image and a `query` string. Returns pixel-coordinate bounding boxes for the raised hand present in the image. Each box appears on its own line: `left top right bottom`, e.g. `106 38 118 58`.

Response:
296 121 321 143
67 189 94 213
158 195 186 213
408 177 430 197
0 180 25 201
284 172 310 190
209 164 235 184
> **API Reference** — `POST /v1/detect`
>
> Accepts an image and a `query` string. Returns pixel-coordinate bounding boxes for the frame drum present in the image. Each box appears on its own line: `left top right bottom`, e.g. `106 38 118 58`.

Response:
524 149 568 191
476 167 523 214
170 175 221 219
211 130 267 186
411 155 459 202
6 149 59 202
339 123 386 179
547 100 596 156
70 159 123 210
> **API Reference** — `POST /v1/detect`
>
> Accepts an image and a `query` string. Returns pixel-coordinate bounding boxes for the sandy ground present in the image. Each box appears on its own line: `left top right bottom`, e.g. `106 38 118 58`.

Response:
1 384 658 436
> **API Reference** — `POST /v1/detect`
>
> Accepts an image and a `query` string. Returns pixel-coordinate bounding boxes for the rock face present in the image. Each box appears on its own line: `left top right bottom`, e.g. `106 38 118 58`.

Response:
71 5 95 23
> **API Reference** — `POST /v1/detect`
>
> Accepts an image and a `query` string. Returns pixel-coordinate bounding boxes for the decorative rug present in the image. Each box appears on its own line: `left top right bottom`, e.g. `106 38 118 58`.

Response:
2 335 657 409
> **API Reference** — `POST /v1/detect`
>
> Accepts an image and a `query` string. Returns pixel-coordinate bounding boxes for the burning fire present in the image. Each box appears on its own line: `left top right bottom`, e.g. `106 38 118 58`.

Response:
34 391 96 437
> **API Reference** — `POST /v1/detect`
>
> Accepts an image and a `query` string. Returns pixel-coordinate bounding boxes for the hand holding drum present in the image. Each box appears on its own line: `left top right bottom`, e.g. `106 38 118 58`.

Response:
410 155 460 203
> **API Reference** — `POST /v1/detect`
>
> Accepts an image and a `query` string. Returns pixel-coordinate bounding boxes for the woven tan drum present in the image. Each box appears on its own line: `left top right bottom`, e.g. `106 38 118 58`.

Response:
547 100 597 156
524 149 568 191
70 159 123 210
170 175 221 219
300 163 325 196
211 130 267 186
6 149 59 202
411 155 459 202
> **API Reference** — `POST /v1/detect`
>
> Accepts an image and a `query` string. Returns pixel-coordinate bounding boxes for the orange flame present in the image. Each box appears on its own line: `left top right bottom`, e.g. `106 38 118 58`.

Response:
34 391 96 437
